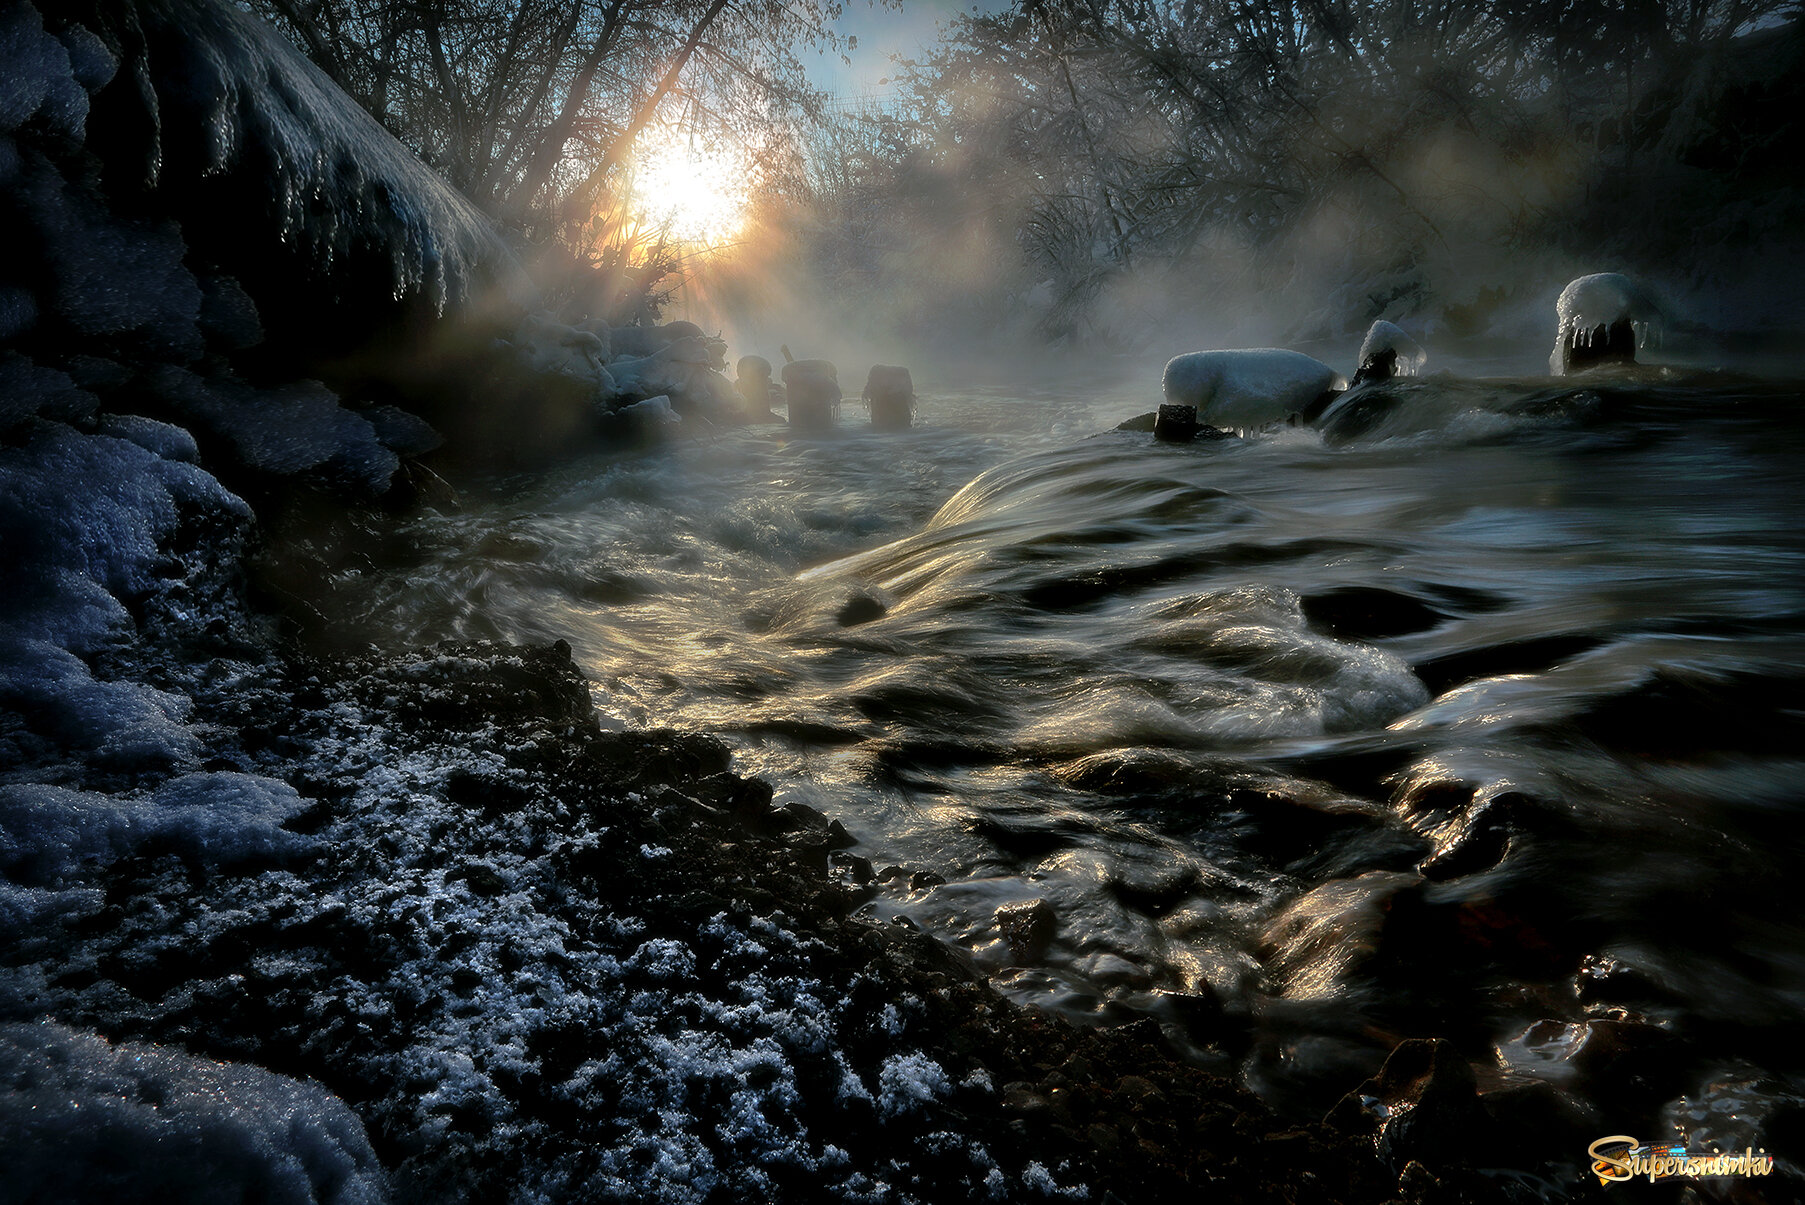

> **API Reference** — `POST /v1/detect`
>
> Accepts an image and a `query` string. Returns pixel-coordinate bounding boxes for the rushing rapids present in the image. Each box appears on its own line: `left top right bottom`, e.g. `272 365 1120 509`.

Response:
304 357 1805 1154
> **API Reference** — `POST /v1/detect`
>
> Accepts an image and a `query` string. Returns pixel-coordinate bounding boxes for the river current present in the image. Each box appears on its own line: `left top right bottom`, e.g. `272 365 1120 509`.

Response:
327 353 1805 1147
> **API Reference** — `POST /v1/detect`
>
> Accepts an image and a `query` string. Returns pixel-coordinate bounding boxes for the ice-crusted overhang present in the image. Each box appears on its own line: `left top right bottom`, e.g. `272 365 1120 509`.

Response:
32 0 534 351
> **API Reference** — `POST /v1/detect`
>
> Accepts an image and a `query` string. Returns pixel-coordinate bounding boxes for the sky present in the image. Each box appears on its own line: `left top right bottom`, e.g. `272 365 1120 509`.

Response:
804 0 1007 99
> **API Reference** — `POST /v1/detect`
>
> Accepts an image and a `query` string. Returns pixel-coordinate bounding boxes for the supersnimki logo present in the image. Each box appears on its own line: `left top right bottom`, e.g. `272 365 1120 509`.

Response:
1587 1136 1776 1185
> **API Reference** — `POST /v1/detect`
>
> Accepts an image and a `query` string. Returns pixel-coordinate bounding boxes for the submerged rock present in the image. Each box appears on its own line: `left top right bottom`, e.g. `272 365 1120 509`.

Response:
995 898 1058 962
1325 1038 1487 1167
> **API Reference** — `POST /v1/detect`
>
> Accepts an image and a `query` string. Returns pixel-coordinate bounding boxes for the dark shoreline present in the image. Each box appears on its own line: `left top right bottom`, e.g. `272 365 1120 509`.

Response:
0 625 1488 1203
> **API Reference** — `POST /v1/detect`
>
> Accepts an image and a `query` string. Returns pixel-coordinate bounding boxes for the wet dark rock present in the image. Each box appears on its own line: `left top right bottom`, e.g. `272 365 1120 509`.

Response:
1312 381 1410 444
1155 985 1224 1031
835 587 890 627
1479 1080 1597 1156
1572 951 1680 1007
1300 586 1447 640
1567 1017 1691 1109
966 815 1082 859
1326 1039 1487 1168
1227 786 1404 874
1352 347 1399 386
1154 403 1199 442
1414 633 1601 695
1106 865 1200 915
829 851 875 884
996 899 1058 962
1418 793 1531 881
1572 667 1805 759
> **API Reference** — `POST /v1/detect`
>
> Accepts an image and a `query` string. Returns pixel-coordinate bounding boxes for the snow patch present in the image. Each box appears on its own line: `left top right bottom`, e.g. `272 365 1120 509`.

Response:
1161 348 1341 429
0 1020 388 1205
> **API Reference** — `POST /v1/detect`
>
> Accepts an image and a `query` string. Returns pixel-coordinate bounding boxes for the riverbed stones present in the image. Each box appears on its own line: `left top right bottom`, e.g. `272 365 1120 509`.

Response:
1325 1038 1486 1167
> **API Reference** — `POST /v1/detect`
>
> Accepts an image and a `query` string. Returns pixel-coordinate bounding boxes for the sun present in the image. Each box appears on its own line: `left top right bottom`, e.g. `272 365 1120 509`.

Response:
629 129 755 247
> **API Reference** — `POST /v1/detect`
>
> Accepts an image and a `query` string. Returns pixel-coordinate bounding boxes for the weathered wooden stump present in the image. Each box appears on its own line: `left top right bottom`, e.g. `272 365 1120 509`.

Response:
782 357 840 431
734 355 779 422
862 364 915 431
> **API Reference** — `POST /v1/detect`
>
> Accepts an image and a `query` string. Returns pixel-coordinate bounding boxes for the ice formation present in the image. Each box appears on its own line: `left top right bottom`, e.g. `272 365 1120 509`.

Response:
51 0 528 319
1353 320 1427 384
1160 348 1341 429
1550 273 1663 374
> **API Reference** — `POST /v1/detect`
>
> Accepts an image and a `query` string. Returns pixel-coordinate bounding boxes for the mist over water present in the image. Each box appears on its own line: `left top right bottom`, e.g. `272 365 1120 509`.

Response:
331 358 1805 1134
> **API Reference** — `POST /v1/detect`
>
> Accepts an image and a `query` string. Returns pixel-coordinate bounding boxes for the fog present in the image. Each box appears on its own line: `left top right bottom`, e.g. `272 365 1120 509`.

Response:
690 1 1805 387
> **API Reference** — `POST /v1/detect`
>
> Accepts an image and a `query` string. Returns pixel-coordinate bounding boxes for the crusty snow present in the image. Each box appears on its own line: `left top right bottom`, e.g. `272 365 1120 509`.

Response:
1160 348 1341 429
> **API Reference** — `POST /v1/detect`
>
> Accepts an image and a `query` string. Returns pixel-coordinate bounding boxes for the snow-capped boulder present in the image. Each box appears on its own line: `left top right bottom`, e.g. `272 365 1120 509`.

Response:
1353 321 1427 385
1161 349 1341 430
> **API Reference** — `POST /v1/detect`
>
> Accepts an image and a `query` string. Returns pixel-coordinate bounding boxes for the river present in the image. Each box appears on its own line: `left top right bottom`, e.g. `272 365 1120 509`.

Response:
321 350 1805 1149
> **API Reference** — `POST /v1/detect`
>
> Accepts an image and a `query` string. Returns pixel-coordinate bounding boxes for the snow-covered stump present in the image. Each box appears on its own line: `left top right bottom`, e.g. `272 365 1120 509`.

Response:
1153 403 1200 442
862 365 914 431
782 359 841 432
1161 349 1341 430
1352 320 1426 386
1551 273 1662 375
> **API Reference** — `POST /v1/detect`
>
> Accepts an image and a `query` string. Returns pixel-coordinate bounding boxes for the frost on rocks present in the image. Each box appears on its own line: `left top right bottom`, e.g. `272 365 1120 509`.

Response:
96 414 201 463
0 2 90 142
0 424 254 783
876 1051 952 1117
0 639 1062 1203
0 1019 388 1205
147 366 399 494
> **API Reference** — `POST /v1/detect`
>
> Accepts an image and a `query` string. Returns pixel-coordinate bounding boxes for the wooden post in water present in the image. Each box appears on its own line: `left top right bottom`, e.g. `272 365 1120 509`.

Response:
735 355 777 422
781 355 840 431
862 365 914 431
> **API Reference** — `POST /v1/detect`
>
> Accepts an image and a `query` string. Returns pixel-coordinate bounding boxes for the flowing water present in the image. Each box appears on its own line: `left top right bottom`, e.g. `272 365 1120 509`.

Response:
329 357 1805 1147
